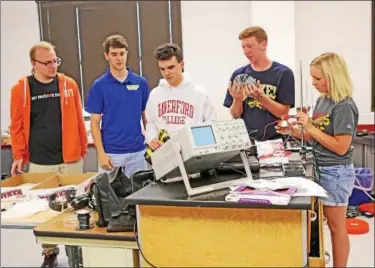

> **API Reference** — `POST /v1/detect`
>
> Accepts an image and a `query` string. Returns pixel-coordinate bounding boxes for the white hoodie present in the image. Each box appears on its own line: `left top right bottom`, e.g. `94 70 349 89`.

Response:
145 73 216 143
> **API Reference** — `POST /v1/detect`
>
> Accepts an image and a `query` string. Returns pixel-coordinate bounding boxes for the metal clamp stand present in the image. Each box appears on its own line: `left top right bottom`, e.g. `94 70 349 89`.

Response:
299 127 307 161
170 143 253 196
299 60 307 161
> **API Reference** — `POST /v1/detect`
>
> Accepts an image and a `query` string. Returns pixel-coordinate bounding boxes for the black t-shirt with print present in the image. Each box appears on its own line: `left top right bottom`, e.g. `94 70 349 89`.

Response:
28 75 63 165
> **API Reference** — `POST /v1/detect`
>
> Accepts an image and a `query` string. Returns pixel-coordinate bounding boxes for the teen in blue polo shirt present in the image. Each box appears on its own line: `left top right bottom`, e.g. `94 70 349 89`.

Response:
85 35 150 177
224 26 295 141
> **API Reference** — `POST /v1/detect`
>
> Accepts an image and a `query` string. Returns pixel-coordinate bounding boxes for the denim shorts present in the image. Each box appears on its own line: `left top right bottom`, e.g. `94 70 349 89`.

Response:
317 163 356 206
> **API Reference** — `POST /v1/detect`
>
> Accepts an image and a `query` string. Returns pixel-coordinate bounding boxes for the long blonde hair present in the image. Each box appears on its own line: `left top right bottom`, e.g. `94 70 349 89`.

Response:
310 52 353 103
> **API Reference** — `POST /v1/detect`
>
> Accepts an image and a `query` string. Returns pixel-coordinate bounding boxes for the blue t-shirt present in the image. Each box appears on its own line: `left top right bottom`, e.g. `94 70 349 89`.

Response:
223 62 295 141
85 68 150 154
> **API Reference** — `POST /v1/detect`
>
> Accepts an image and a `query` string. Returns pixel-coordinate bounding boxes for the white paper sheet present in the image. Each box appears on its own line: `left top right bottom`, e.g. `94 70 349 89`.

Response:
270 177 328 197
236 177 328 198
1 199 50 219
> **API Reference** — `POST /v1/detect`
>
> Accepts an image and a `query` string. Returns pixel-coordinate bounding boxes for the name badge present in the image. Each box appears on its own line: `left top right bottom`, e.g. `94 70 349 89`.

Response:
127 84 139 91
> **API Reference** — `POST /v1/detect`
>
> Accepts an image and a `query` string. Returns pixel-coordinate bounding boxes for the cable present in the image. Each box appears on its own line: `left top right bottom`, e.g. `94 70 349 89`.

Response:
248 129 259 135
133 224 158 268
222 165 247 176
261 120 280 141
251 173 317 180
281 122 316 159
247 129 259 142
246 120 280 142
354 176 375 202
281 124 294 148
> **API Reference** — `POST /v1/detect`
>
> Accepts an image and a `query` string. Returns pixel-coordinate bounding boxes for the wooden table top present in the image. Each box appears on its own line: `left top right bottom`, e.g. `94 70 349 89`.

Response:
33 210 135 241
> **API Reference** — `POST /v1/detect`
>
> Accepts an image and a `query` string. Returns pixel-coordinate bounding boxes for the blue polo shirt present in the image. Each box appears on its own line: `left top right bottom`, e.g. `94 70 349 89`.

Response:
85 68 150 154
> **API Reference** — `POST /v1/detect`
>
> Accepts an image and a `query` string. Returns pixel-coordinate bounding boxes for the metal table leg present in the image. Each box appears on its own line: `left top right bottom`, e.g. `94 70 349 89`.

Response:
65 245 82 268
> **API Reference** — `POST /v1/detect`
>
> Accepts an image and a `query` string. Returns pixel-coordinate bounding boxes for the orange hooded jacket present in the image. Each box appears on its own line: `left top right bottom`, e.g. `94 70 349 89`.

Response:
9 73 88 165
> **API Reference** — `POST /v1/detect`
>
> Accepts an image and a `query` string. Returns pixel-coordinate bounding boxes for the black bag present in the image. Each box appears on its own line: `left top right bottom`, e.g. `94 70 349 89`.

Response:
91 167 155 232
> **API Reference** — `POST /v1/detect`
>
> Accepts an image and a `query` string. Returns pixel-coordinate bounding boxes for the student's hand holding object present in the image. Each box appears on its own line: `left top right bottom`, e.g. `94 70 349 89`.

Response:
229 81 245 101
247 80 264 100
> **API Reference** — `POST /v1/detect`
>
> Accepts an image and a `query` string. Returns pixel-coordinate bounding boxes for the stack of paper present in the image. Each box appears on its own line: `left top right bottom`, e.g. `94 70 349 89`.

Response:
226 180 299 205
226 177 328 205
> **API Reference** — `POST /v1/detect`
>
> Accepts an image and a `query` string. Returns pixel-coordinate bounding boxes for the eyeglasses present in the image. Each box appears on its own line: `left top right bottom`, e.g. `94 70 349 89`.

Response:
34 57 62 67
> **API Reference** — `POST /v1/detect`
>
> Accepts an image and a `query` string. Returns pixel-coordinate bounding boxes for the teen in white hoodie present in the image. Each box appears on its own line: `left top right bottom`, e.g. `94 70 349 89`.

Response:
145 43 216 150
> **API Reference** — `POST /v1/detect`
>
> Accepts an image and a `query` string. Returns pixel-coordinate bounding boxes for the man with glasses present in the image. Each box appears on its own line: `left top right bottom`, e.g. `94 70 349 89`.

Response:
9 41 87 267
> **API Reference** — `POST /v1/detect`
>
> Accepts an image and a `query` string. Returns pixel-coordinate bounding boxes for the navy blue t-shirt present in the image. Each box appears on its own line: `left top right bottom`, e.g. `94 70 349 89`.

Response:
85 68 150 154
223 62 295 141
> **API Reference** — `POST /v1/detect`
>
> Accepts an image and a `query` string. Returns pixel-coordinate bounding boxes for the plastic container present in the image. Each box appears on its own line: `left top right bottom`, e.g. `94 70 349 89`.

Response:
348 168 374 206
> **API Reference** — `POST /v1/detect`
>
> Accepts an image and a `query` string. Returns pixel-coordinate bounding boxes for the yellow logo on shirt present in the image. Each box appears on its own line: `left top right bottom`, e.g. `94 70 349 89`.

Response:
246 83 277 109
313 114 330 131
127 85 139 91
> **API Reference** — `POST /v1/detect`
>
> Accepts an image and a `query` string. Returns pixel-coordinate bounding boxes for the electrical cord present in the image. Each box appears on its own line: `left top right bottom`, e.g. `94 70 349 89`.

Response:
248 129 259 136
246 120 280 142
280 121 316 160
247 129 259 142
354 176 374 202
133 224 158 268
283 132 293 148
261 120 280 141
251 174 317 180
223 165 247 176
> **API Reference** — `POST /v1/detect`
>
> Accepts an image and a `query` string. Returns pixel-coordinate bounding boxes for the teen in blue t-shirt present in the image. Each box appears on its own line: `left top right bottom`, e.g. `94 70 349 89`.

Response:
85 35 150 177
223 26 295 141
